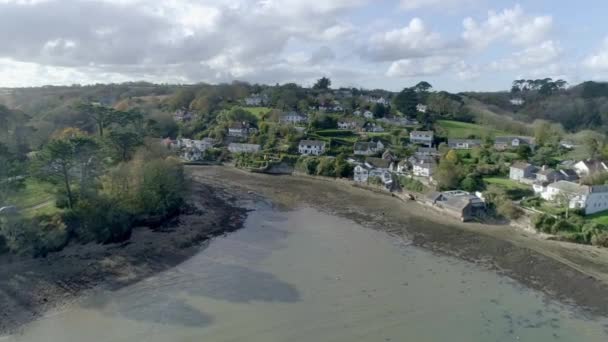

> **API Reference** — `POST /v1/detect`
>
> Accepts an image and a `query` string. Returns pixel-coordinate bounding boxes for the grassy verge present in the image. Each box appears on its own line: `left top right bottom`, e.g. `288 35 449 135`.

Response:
437 120 508 138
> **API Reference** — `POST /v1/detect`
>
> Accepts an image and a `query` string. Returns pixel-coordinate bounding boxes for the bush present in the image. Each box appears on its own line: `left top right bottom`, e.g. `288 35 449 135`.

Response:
368 176 383 186
0 214 68 257
64 196 133 244
399 176 425 192
496 200 523 220
591 232 608 247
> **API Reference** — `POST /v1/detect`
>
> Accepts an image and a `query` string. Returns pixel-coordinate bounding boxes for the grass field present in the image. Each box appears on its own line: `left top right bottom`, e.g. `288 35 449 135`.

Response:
6 178 60 217
586 211 608 225
243 106 272 119
483 176 534 200
437 120 508 138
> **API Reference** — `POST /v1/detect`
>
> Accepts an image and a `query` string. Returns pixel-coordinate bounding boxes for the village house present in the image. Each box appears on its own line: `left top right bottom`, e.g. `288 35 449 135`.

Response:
362 122 385 132
412 158 436 178
510 98 525 106
382 149 395 162
175 138 215 151
409 131 434 147
228 143 261 154
354 140 384 156
393 159 409 173
363 110 374 119
173 108 194 122
181 147 202 162
228 121 258 138
494 136 535 150
574 159 608 177
298 140 326 156
337 120 359 130
427 190 486 222
415 147 439 157
244 94 267 106
539 181 608 215
353 157 393 189
416 104 427 113
280 111 307 125
509 162 538 183
535 166 565 183
448 138 482 150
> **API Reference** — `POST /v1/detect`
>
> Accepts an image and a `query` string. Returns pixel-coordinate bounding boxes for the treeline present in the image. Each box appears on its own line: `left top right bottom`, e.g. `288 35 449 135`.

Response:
0 103 186 257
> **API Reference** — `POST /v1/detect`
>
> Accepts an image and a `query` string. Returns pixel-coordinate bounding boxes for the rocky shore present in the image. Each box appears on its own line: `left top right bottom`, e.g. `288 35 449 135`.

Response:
0 180 248 334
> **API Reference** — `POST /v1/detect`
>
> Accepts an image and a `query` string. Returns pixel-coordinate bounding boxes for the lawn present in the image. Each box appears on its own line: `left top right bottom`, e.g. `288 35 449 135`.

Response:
483 177 534 200
437 120 508 138
7 178 55 209
243 106 272 119
586 211 608 225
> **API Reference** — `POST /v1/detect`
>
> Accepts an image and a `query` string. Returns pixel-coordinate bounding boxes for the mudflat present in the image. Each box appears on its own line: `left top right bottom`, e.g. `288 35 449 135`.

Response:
189 165 608 318
0 180 248 334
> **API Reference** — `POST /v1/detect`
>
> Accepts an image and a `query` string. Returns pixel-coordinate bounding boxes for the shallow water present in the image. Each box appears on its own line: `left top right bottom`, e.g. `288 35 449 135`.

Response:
6 205 608 341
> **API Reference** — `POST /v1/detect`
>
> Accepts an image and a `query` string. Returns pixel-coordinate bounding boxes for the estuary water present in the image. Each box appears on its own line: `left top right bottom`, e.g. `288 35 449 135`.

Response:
6 205 608 341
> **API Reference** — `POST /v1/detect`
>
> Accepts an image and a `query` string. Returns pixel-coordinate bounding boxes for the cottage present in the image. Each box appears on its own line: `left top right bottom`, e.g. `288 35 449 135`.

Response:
337 120 359 130
363 110 374 119
244 94 267 106
228 122 257 138
353 164 393 189
509 162 538 182
510 98 525 106
494 136 535 150
228 143 261 154
298 140 326 156
416 104 428 113
382 149 395 161
362 122 384 132
354 164 372 183
409 131 434 147
175 138 215 151
280 112 307 125
353 140 384 156
574 159 608 177
448 138 482 150
427 190 486 222
535 166 564 183
558 168 579 182
416 147 439 157
412 158 436 178
539 181 608 215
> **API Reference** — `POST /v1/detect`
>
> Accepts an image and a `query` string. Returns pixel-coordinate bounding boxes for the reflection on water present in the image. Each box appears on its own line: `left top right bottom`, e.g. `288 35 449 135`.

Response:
6 206 608 342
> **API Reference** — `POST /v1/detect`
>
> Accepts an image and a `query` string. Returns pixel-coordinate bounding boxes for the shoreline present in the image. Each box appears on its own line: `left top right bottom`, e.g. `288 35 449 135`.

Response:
0 180 248 335
190 165 608 319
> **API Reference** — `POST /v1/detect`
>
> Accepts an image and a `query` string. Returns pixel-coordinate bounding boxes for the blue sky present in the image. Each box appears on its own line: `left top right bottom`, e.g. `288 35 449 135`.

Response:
0 0 607 92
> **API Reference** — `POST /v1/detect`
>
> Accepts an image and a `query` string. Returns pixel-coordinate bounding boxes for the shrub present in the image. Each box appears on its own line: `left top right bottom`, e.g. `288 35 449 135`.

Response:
496 200 523 220
64 196 133 244
0 214 68 257
368 176 383 186
591 232 608 247
399 176 425 192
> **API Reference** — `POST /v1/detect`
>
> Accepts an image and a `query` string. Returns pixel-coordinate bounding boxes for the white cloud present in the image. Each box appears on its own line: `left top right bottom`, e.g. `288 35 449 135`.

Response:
386 56 458 77
399 0 476 11
583 37 608 71
462 5 553 48
490 40 562 70
363 18 447 61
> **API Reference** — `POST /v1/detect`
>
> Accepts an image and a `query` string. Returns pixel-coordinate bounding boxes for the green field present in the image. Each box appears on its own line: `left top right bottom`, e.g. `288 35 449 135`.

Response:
437 120 508 138
6 178 60 217
483 176 534 200
243 106 272 119
586 211 608 225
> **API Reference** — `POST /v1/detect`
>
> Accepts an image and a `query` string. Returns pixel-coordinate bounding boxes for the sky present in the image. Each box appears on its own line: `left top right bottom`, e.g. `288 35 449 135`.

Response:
1 0 608 92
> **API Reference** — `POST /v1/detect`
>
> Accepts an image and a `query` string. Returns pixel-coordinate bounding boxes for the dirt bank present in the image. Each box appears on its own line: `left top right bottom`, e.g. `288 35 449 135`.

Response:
0 180 248 334
190 165 608 318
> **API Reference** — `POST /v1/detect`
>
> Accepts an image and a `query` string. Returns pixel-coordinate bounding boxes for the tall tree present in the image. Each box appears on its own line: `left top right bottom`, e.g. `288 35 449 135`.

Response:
393 88 418 116
413 81 432 93
313 77 331 90
77 103 115 137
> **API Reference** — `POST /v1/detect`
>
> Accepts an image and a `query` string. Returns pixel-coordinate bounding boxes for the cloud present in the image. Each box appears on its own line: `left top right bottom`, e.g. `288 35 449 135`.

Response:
309 46 336 64
583 37 608 71
399 0 476 11
490 40 562 70
362 18 451 61
386 56 459 77
462 5 553 48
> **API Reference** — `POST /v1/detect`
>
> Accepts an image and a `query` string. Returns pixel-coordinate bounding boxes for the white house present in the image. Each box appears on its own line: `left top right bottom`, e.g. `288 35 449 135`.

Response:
280 112 307 125
510 98 525 106
540 181 608 215
416 104 428 113
353 110 362 116
412 159 436 178
362 122 384 132
363 110 374 119
337 120 359 130
409 131 434 147
244 94 267 106
228 143 261 154
298 140 326 156
354 140 384 156
228 122 257 138
574 159 608 177
494 136 535 150
448 138 482 150
354 164 372 183
509 162 538 183
354 158 393 189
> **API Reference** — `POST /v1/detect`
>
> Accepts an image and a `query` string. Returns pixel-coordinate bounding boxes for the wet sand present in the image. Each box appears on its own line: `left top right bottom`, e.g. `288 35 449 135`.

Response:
0 181 248 334
189 165 608 318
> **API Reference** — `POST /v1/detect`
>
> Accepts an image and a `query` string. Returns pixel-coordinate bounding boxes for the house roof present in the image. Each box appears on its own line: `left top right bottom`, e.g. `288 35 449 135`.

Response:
548 181 588 195
365 157 391 169
495 136 535 144
536 168 557 176
448 138 481 145
511 162 534 170
299 140 326 147
417 147 438 154
410 130 433 136
577 159 608 173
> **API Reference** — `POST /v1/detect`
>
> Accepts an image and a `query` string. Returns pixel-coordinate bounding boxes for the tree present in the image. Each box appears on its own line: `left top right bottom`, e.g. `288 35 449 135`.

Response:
516 144 532 160
0 143 24 204
77 103 116 137
372 103 388 118
313 77 331 90
413 81 432 93
33 133 99 209
435 160 464 190
106 129 143 162
393 88 418 116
